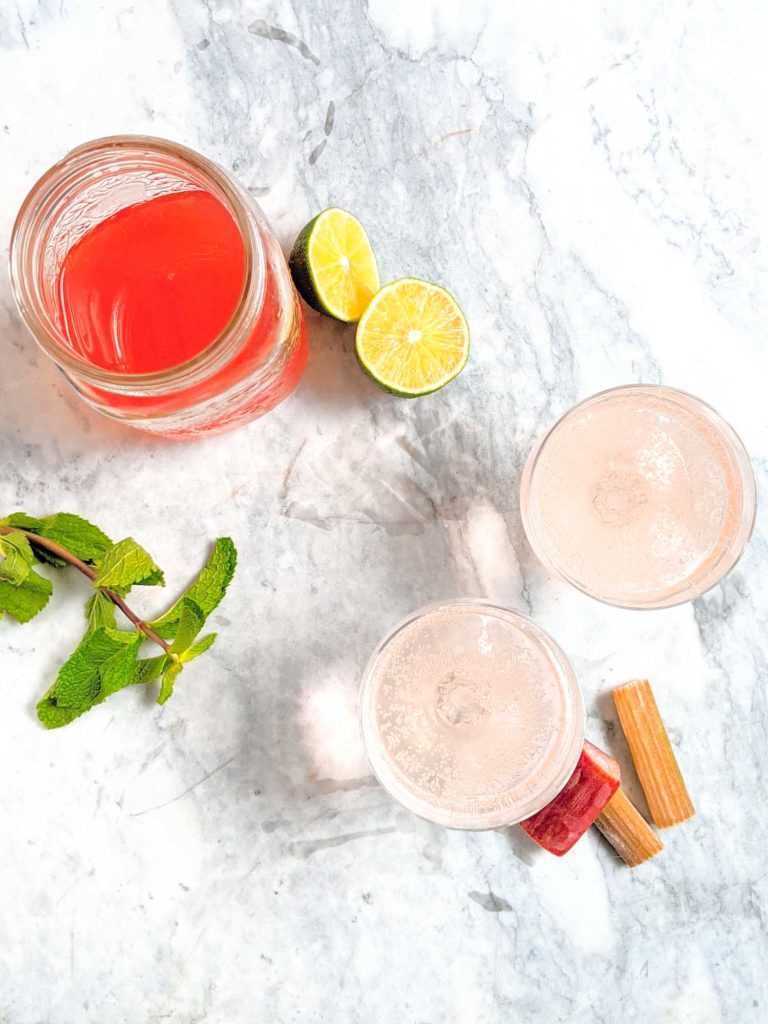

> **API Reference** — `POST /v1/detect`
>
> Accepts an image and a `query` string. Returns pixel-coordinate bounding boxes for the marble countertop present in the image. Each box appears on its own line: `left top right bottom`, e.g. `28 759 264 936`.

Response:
1 2 767 1022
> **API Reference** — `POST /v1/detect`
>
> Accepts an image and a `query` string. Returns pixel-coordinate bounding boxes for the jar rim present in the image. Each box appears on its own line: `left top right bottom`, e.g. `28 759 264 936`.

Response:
9 134 266 394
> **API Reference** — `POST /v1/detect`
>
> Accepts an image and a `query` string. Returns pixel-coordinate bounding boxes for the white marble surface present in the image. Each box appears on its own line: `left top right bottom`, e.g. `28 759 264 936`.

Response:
1 1 767 1021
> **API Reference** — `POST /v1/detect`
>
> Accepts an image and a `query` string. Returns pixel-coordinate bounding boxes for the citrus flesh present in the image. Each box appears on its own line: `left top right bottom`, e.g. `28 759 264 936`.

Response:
289 208 379 322
355 278 469 396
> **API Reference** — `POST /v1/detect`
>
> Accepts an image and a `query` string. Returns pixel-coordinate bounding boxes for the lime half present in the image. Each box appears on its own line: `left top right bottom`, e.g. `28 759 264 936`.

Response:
288 207 380 322
355 278 470 397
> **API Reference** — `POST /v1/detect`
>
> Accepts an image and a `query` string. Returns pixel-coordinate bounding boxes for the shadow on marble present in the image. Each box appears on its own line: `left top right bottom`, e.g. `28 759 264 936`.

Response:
0 283 166 453
294 301 382 414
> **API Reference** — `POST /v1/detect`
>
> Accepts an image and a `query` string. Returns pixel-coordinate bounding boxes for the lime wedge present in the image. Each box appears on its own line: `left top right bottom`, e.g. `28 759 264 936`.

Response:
355 278 470 397
288 207 380 322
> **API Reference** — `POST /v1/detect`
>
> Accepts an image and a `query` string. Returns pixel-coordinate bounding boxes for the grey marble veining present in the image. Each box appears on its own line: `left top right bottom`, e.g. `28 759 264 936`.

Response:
1 2 767 1022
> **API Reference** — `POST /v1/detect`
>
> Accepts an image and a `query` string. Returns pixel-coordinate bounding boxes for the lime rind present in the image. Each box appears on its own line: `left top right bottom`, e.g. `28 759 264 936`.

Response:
287 214 323 312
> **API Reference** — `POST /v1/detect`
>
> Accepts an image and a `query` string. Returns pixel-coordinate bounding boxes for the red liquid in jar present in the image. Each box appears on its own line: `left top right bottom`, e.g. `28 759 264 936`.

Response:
53 188 306 430
57 190 249 373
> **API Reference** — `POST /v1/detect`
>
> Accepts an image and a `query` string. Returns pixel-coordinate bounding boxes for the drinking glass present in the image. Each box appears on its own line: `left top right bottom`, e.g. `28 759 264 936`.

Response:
520 385 756 609
359 600 584 829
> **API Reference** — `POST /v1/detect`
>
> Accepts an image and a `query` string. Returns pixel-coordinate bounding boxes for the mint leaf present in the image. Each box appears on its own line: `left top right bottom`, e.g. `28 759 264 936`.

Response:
37 698 82 730
181 633 217 662
38 513 112 565
94 538 165 591
0 569 52 624
36 627 141 728
169 599 204 655
25 546 66 569
134 655 171 685
0 533 34 584
1 513 43 530
158 660 183 706
2 513 112 566
100 630 142 697
152 538 236 638
37 628 121 727
85 591 117 633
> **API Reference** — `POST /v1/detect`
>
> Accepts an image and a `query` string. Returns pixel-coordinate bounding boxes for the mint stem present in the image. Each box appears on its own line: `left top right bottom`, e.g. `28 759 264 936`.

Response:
0 526 171 653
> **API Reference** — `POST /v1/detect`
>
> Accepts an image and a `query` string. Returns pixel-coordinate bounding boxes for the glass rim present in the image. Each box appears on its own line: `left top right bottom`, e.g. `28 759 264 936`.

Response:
520 383 758 610
9 134 266 394
359 598 586 831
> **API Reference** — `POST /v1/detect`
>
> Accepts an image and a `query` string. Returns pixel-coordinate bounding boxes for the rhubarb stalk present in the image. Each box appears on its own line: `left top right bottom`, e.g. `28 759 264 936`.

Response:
595 787 664 867
613 679 694 828
520 740 621 856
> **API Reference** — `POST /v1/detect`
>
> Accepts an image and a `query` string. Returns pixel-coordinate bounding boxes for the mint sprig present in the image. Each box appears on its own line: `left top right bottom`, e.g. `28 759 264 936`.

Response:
0 514 237 729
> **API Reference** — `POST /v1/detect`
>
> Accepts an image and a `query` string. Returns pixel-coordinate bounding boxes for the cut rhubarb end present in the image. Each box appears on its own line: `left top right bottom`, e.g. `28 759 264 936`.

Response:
595 786 664 867
520 740 621 856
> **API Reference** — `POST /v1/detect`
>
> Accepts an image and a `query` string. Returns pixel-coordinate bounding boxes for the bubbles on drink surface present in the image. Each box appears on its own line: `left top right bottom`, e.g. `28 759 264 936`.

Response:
592 469 649 526
525 388 750 605
435 672 491 728
365 605 574 820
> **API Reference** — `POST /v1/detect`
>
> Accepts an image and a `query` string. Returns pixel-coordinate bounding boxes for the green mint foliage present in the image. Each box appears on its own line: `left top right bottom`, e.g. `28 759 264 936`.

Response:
151 537 236 639
38 514 113 565
0 570 53 624
1 513 43 531
37 628 141 729
20 544 65 569
169 599 205 655
131 629 216 692
94 538 165 591
0 514 235 728
85 591 117 633
0 533 35 585
1 512 113 568
158 660 183 706
134 655 170 685
100 631 143 698
183 633 217 662
131 631 218 693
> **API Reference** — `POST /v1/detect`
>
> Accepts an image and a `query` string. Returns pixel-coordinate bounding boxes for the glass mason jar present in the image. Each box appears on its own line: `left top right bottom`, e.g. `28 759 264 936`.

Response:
359 600 585 830
10 136 308 438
